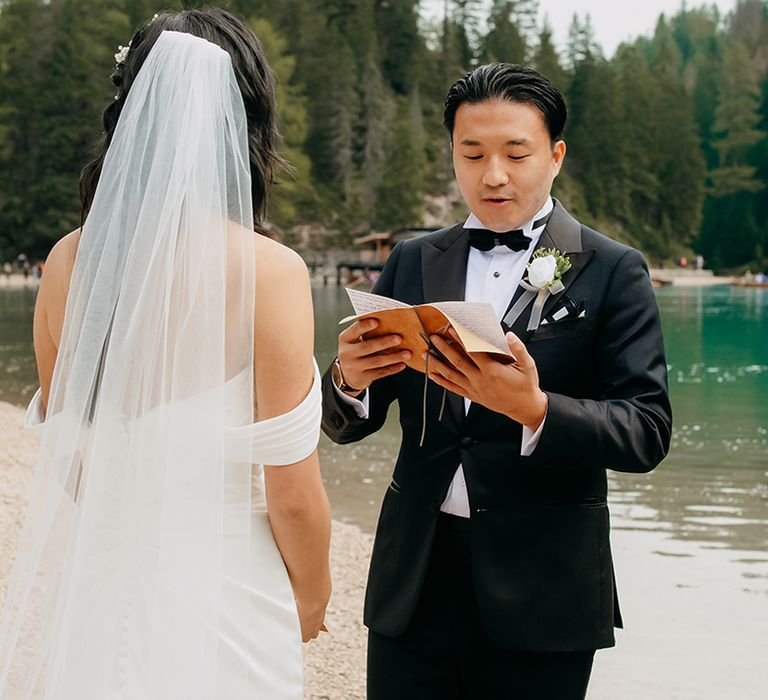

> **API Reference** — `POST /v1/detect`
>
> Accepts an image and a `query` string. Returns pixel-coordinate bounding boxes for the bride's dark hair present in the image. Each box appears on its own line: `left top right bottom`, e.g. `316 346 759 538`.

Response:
79 7 286 231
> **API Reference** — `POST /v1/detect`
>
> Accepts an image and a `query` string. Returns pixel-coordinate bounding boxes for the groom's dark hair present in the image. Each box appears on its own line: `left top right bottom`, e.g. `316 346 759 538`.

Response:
443 63 567 144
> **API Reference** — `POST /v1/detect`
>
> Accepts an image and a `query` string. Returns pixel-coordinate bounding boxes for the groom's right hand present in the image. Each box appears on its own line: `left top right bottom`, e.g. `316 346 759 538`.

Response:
337 318 411 394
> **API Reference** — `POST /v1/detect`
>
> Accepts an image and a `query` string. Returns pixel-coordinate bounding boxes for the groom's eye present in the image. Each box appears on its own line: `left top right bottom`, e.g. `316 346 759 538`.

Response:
464 155 483 161
508 155 529 161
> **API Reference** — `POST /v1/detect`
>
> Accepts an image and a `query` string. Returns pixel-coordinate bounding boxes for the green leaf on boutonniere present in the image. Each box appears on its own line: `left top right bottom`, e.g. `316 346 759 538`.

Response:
532 247 571 282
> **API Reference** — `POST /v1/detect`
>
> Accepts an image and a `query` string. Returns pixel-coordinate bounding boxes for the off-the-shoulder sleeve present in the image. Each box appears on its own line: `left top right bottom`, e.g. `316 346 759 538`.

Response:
226 359 322 466
24 388 46 440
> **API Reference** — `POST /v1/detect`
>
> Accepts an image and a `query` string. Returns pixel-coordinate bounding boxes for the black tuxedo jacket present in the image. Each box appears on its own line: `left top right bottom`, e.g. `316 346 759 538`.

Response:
321 200 672 652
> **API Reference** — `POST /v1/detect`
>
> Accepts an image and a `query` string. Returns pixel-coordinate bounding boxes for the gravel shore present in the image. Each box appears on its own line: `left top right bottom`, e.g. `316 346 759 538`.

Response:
0 400 371 699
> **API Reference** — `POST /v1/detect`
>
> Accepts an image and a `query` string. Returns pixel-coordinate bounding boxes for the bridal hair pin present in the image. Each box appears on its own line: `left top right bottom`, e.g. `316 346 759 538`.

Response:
114 43 131 65
114 14 159 65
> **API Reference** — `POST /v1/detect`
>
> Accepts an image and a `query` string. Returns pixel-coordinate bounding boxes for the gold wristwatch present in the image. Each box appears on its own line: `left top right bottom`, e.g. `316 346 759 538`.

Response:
331 358 363 396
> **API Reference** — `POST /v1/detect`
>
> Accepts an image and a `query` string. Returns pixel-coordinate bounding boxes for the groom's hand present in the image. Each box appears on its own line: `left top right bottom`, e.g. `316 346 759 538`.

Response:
426 329 547 431
336 318 411 394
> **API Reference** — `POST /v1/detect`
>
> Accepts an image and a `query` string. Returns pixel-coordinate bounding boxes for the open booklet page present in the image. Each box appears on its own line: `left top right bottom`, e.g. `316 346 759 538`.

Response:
342 289 513 374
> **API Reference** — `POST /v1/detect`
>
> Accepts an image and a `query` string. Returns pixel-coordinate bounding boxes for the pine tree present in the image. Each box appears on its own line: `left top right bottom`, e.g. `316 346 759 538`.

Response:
375 92 427 229
669 7 723 170
612 45 659 231
0 0 50 256
532 20 567 91
302 26 359 213
698 40 766 266
564 57 623 222
248 17 314 228
729 0 767 54
373 0 422 95
708 41 764 197
358 48 395 220
480 1 526 64
566 13 599 70
28 0 130 254
511 0 539 50
648 34 706 251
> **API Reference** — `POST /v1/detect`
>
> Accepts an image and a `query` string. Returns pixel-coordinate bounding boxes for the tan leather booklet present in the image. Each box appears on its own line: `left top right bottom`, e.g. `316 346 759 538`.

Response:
340 289 514 374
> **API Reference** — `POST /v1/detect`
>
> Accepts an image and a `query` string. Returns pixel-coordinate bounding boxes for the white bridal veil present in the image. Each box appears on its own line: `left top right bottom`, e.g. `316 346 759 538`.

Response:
0 30 261 696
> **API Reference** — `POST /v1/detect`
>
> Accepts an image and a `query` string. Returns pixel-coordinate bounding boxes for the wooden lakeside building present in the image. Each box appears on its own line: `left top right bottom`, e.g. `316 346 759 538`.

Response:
331 227 437 286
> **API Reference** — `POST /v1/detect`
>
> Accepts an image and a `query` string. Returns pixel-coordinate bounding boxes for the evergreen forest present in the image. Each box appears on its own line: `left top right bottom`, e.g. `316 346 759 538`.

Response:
1 0 767 271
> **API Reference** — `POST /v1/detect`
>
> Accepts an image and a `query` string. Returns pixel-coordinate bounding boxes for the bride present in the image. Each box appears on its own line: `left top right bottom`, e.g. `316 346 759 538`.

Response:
0 8 331 699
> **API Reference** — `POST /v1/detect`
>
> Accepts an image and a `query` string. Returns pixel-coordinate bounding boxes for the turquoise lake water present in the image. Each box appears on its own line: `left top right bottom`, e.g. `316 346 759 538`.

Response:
1 283 766 552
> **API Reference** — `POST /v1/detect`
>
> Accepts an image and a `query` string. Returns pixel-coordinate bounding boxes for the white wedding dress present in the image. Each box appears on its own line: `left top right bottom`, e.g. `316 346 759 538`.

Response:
19 364 320 699
0 30 321 699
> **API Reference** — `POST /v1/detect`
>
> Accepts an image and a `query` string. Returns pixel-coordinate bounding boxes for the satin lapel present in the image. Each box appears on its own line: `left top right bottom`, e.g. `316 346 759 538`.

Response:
466 199 595 425
528 201 595 341
421 223 470 427
420 224 468 303
500 199 583 341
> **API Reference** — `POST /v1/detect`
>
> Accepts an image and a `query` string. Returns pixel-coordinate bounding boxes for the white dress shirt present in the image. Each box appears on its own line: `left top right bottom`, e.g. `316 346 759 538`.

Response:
335 198 553 517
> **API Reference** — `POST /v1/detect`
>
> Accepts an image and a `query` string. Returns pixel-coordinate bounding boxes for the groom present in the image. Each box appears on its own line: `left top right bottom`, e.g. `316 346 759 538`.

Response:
321 64 671 699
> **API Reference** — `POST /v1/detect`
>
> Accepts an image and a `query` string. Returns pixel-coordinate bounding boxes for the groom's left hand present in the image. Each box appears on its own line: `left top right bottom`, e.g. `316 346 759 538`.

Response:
426 329 547 431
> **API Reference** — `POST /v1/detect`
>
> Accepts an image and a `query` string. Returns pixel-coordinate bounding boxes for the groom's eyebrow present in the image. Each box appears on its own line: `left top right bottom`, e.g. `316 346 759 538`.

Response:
458 138 532 146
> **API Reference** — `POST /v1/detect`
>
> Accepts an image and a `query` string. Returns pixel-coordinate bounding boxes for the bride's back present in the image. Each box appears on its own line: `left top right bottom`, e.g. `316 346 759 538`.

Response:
34 223 315 420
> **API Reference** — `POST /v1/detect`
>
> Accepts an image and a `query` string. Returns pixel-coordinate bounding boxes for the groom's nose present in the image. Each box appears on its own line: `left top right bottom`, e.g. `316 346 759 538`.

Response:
481 156 510 188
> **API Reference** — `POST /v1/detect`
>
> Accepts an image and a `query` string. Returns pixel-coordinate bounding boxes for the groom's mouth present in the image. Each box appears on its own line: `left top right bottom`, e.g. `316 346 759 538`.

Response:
482 196 512 206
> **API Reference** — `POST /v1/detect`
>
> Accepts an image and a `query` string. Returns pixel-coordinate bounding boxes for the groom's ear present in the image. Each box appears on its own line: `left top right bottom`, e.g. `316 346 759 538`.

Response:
551 140 566 173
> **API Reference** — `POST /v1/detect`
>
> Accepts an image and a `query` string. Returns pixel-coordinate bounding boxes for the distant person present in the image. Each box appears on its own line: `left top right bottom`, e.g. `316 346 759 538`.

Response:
0 8 330 698
2 261 11 285
321 63 672 699
695 255 704 271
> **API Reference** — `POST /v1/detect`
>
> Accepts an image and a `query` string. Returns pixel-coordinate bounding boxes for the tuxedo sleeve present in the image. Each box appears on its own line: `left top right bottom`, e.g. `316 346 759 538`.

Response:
529 249 672 473
321 243 404 445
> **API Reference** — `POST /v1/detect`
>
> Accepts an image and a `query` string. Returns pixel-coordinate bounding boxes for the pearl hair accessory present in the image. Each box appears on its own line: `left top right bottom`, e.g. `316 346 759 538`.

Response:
114 43 130 65
114 14 159 65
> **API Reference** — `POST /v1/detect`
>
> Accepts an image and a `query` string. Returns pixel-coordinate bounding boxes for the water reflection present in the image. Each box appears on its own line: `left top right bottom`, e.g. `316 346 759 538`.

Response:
1 284 766 563
0 287 38 406
605 285 767 559
314 285 768 567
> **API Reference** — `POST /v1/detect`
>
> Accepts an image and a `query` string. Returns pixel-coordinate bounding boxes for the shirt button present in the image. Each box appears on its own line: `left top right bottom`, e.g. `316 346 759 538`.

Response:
493 271 500 278
460 436 474 448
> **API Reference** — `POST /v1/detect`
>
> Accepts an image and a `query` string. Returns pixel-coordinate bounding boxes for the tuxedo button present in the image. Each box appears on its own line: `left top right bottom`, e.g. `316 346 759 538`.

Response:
460 436 475 449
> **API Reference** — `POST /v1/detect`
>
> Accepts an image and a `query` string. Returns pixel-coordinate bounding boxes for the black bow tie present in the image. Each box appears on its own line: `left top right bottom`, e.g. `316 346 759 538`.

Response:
465 211 553 252
466 228 530 252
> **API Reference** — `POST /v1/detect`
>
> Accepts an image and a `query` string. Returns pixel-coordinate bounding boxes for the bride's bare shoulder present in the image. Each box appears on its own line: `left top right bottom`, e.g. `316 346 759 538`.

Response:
34 229 81 401
226 223 307 289
42 229 81 288
253 232 308 287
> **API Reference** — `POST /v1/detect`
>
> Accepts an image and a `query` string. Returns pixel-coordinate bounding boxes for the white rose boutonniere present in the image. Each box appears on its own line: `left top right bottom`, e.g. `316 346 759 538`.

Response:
528 255 558 289
520 248 572 331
